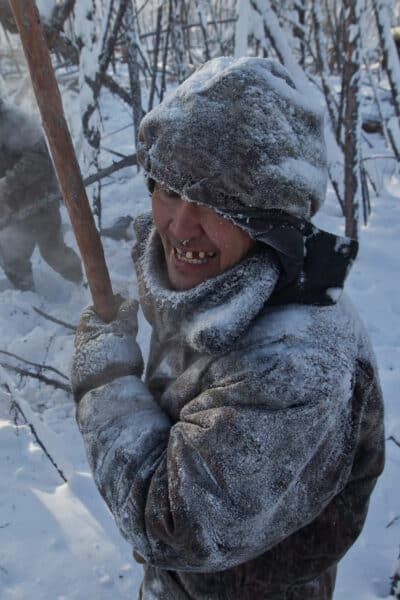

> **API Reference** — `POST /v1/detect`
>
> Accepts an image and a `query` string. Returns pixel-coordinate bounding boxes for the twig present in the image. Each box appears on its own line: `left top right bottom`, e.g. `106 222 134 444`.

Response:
388 435 400 448
364 168 378 197
148 4 163 111
100 146 129 158
136 0 152 18
139 17 237 40
0 374 67 483
102 123 134 139
83 153 137 186
11 400 68 483
362 154 397 161
0 350 69 380
41 333 55 379
102 73 132 105
387 515 400 529
50 0 76 31
33 306 76 332
362 131 373 150
0 363 71 393
328 171 345 215
160 0 173 102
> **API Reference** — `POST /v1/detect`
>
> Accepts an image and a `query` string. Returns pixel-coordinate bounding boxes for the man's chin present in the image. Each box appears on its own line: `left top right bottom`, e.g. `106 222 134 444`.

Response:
167 263 216 291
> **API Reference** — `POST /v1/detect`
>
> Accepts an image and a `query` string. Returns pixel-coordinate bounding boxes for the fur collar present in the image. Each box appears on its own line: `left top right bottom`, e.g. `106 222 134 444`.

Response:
133 213 280 354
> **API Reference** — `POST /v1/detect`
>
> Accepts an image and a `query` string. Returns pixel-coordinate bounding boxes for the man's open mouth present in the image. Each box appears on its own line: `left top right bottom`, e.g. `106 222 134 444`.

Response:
174 247 216 265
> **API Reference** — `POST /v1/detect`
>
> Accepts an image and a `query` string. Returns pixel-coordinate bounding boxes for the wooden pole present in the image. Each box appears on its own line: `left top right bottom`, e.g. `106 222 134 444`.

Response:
8 0 116 321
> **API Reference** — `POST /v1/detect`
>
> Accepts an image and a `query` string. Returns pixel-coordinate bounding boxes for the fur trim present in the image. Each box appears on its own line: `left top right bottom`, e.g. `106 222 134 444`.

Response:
137 57 327 221
133 213 280 354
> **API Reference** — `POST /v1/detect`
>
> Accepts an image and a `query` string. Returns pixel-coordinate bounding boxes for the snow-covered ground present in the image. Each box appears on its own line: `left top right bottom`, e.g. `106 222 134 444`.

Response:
315 174 400 600
0 93 399 600
0 172 149 600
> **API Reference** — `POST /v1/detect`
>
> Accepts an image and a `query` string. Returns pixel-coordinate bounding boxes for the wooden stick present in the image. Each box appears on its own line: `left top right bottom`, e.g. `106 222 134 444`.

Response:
8 0 115 321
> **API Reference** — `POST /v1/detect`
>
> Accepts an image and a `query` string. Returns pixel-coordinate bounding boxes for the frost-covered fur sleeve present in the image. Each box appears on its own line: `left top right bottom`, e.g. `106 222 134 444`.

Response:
75 301 384 573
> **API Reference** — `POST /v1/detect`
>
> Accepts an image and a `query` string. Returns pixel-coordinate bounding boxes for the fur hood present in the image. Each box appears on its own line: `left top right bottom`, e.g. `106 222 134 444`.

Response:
137 57 327 221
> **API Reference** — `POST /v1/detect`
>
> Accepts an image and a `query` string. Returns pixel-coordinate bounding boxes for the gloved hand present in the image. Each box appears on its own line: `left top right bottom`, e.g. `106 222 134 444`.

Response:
71 295 144 402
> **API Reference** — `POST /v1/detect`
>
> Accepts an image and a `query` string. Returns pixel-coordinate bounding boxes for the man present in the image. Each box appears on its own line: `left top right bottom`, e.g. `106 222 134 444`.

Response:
71 57 384 599
0 98 82 291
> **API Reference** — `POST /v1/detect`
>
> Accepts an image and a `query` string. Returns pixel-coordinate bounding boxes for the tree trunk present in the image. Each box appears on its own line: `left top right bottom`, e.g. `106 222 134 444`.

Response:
293 0 307 68
195 0 211 61
373 0 400 120
342 0 364 239
75 0 103 228
160 0 173 101
311 0 339 138
249 0 311 93
148 4 163 111
123 0 144 150
170 0 189 83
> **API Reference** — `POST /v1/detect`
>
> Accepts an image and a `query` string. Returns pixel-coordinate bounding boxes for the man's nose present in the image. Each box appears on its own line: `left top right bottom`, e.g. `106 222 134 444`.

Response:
169 200 203 240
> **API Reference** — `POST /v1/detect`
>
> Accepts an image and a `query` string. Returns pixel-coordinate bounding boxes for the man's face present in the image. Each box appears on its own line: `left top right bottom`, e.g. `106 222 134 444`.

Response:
152 183 255 290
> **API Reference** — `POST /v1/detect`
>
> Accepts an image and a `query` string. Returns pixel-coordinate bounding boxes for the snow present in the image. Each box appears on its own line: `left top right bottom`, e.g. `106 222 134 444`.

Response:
0 80 399 600
313 179 400 599
0 82 149 596
249 0 317 99
36 0 56 22
234 0 250 58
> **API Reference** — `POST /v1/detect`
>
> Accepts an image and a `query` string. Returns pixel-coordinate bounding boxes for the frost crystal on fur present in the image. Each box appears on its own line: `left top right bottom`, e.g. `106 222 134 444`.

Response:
73 210 384 599
138 57 327 220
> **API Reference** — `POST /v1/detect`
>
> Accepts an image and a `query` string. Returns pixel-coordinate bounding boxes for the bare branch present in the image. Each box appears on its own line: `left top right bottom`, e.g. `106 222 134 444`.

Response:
148 4 163 111
0 363 71 393
50 0 76 31
388 435 400 448
0 350 69 380
83 153 137 186
32 306 76 331
103 73 132 105
1 381 68 482
386 514 400 528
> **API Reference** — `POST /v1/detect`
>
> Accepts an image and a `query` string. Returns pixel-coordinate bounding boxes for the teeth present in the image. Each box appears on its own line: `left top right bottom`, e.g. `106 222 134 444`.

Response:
174 247 215 264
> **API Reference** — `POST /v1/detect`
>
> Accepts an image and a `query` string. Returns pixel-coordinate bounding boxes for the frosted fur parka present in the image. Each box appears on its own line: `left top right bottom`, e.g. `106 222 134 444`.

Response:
73 212 385 600
0 100 59 229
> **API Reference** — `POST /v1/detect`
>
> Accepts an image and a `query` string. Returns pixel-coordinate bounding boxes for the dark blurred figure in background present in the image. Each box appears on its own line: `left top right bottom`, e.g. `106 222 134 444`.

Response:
0 98 82 291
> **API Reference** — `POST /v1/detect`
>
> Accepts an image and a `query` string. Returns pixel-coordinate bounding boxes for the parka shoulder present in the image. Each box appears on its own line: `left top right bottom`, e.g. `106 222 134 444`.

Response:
189 294 375 415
